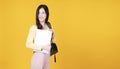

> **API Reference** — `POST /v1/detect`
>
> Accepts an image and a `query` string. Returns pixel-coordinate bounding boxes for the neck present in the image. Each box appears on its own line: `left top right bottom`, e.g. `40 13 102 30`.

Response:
40 21 45 26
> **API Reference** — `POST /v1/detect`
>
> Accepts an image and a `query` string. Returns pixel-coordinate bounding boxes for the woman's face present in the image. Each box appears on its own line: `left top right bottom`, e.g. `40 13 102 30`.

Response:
38 8 46 23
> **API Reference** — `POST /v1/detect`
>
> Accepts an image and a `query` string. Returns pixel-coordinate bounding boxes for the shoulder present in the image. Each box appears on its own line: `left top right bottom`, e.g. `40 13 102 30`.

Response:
30 24 37 29
29 24 37 31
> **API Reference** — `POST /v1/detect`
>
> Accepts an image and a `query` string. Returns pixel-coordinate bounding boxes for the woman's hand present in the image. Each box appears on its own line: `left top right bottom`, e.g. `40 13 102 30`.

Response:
42 45 51 51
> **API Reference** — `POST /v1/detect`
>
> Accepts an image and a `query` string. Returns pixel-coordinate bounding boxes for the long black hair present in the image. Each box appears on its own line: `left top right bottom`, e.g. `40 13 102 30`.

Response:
36 4 52 29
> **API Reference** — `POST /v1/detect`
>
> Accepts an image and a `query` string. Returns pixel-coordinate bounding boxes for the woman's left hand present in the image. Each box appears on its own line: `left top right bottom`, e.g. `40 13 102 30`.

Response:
42 45 51 51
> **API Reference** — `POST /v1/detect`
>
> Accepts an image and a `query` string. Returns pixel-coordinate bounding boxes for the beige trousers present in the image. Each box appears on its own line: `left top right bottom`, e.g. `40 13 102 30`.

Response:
30 52 50 69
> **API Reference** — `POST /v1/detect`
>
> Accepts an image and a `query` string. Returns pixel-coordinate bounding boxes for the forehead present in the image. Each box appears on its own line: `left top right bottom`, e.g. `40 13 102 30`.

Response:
39 8 45 12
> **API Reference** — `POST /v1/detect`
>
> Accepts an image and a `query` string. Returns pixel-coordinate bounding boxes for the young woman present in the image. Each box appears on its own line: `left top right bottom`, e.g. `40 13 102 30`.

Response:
26 4 55 69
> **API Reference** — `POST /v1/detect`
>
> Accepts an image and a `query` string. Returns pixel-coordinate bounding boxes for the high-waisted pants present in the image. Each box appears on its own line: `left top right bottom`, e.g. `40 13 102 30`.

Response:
30 52 50 69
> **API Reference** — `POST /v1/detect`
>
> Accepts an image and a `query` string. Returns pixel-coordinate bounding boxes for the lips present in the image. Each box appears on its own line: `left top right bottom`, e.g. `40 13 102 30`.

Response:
39 16 43 19
39 16 45 21
39 16 44 20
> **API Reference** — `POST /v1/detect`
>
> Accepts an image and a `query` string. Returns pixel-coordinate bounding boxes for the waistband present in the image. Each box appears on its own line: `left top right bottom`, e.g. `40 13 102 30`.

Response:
33 50 49 54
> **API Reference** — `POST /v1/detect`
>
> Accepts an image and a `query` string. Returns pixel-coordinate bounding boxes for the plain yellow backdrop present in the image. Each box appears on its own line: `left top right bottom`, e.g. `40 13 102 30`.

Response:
0 0 120 69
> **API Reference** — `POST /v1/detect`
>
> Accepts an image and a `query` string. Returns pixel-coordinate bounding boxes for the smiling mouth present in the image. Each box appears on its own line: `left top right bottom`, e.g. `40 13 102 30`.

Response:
39 17 43 19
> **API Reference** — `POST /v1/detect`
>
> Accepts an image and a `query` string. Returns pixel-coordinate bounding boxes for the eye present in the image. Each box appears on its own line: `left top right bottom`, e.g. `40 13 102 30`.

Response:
42 12 45 14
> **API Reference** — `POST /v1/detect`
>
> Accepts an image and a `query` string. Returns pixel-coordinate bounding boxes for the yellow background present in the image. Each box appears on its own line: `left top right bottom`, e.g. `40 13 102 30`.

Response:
0 0 120 69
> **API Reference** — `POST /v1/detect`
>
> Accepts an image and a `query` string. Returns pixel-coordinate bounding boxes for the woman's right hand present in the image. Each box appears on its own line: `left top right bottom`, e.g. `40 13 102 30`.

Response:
41 45 51 51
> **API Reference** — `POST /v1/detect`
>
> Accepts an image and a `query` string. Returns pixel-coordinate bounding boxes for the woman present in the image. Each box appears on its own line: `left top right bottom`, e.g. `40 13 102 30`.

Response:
26 4 55 69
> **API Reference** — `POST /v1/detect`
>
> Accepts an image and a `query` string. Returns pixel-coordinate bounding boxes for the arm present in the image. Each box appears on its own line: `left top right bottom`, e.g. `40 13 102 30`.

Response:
26 25 42 50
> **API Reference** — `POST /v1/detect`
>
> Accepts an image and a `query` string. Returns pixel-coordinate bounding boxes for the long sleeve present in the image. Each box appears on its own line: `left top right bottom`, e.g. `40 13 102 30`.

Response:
26 25 42 50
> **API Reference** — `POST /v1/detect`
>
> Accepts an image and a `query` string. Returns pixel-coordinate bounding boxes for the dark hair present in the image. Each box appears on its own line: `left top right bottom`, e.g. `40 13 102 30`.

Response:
36 4 52 29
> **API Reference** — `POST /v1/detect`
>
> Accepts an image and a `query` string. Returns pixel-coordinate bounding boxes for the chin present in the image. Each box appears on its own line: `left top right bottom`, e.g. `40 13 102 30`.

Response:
39 19 45 22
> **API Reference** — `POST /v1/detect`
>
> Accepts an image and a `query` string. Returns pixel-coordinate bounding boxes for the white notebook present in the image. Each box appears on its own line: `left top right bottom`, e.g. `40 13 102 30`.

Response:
34 29 52 46
34 29 52 54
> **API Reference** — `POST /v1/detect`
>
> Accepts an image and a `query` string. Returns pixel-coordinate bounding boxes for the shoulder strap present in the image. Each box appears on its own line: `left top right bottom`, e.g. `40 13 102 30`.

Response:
54 54 56 62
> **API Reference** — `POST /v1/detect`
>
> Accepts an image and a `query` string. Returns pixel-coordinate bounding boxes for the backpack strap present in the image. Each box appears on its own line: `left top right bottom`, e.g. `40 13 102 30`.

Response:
54 54 56 62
